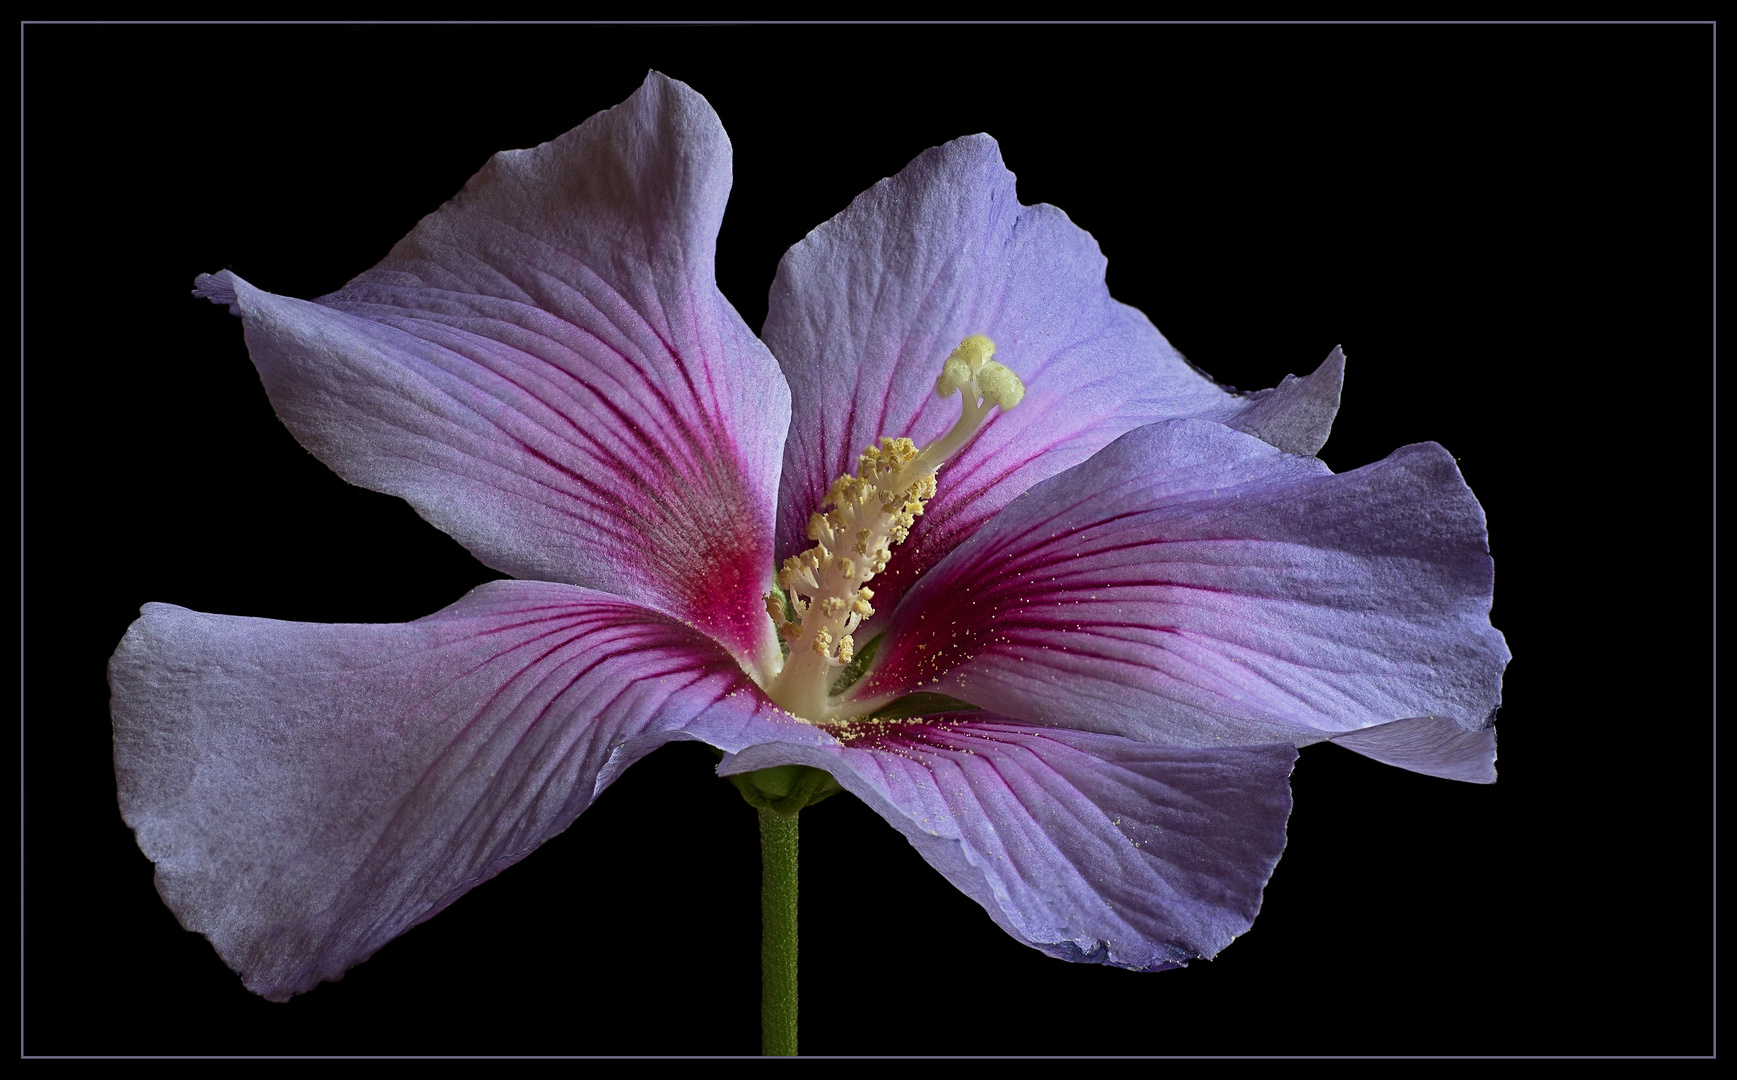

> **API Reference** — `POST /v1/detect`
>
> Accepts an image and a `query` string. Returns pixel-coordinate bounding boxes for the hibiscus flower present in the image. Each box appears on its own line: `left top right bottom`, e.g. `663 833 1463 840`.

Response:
110 72 1508 1004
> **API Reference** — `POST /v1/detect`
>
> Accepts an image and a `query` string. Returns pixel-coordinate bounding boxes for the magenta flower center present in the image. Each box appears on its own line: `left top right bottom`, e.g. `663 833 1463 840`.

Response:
762 335 1025 722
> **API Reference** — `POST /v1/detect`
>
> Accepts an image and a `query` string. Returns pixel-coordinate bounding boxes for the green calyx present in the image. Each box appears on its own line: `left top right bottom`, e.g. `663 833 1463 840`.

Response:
731 764 843 816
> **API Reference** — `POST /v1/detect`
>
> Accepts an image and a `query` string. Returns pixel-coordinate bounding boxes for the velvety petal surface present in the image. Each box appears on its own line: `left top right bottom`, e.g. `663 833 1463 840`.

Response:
193 72 787 667
724 717 1296 969
1330 715 1498 784
1230 345 1345 457
859 419 1508 778
764 133 1341 631
110 580 818 1001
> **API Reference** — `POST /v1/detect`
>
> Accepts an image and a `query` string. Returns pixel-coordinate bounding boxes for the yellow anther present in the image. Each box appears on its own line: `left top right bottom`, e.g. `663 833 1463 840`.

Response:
764 334 1023 722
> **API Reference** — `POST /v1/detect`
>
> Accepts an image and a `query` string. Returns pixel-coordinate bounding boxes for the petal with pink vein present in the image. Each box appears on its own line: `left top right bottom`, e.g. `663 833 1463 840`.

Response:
111 579 822 1000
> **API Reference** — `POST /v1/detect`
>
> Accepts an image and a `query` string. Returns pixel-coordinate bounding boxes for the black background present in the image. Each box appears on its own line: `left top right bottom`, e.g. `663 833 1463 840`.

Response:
24 23 1712 1057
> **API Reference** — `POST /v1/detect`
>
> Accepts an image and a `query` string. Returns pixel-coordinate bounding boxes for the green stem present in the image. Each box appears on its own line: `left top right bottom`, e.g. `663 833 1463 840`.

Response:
759 806 799 1056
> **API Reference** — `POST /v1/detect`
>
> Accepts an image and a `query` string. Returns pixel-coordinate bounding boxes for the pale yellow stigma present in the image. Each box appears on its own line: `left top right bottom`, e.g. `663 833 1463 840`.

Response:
935 334 1026 410
765 335 1025 721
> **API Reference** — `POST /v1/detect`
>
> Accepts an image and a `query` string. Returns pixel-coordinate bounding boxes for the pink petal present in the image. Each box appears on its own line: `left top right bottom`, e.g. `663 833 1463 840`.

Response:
1231 344 1345 457
110 580 816 1001
764 133 1343 634
724 716 1295 969
860 419 1508 778
193 72 788 668
1330 715 1498 783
